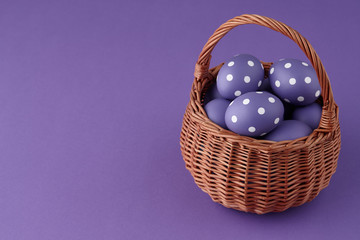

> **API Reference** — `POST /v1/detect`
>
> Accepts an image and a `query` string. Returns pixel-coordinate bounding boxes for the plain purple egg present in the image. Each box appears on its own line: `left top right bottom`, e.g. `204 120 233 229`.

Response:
292 102 322 129
203 82 223 104
204 98 230 129
264 120 312 142
217 54 264 100
225 91 284 137
269 58 321 106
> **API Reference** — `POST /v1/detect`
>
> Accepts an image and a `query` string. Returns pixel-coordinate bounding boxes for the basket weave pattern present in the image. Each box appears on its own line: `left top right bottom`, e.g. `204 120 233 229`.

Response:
180 14 341 214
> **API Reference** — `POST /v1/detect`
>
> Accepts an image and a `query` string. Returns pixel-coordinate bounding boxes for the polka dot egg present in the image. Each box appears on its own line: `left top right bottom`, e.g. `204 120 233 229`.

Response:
225 91 284 137
217 54 264 100
269 58 321 106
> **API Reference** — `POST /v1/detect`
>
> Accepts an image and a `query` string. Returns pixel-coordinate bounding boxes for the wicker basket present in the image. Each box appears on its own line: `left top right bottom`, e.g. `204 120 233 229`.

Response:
180 14 341 214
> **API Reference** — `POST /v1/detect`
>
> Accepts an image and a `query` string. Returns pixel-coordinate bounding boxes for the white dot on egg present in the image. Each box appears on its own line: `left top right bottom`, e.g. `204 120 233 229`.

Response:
248 126 256 132
243 98 250 105
258 107 265 115
285 63 292 68
234 90 241 96
305 77 312 84
274 118 280 124
231 115 238 123
289 78 296 85
268 97 275 103
248 60 254 67
258 80 262 87
270 68 274 74
302 62 309 66
244 76 251 83
228 61 235 67
226 74 233 81
297 96 304 102
275 80 280 87
315 90 321 97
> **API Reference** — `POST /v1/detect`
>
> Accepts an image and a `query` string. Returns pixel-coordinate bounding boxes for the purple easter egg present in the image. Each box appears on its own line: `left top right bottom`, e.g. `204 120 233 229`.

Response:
217 54 264 100
269 58 321 106
204 98 230 129
203 82 223 105
264 120 312 142
292 102 322 129
225 91 284 137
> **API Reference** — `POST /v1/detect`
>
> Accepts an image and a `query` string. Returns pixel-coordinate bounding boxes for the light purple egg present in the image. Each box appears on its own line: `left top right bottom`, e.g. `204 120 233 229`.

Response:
203 82 223 104
264 120 312 142
204 98 230 129
225 91 284 137
292 102 322 129
269 58 321 106
217 54 264 100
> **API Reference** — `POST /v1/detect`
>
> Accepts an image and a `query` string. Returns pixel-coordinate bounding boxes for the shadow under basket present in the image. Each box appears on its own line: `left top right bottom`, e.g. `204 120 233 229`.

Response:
180 14 341 214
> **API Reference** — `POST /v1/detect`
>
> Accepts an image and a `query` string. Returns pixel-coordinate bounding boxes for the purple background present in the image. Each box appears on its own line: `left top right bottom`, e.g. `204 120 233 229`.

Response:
0 0 359 239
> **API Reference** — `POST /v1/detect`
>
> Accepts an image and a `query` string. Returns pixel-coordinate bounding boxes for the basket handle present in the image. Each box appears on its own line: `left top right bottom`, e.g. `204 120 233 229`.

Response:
194 14 334 108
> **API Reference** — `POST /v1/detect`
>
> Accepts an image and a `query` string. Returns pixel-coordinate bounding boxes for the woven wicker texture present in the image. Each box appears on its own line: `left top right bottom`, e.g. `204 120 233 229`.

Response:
180 14 341 214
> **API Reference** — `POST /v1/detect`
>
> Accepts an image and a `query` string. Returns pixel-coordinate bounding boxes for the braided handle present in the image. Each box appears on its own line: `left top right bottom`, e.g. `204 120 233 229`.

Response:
194 14 334 107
